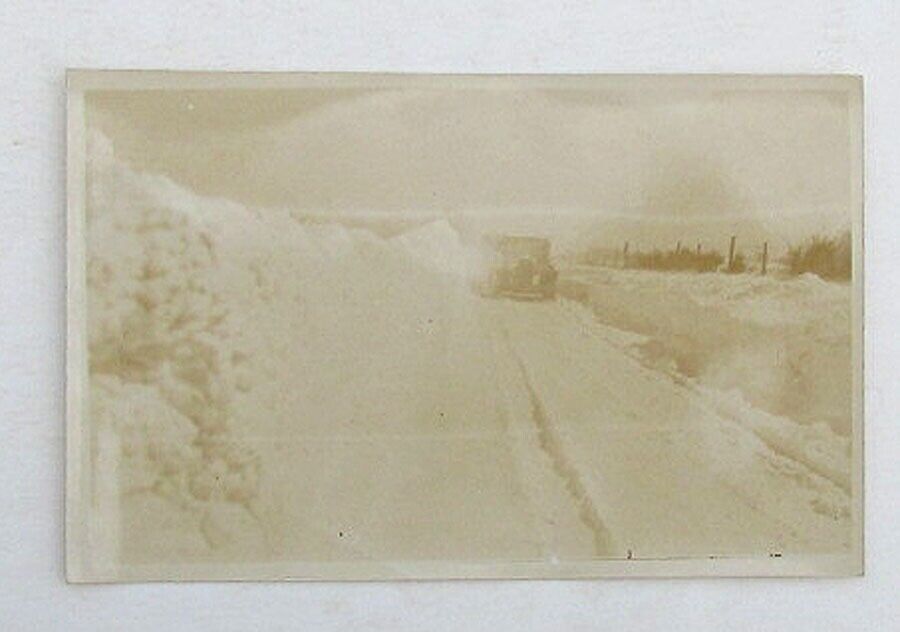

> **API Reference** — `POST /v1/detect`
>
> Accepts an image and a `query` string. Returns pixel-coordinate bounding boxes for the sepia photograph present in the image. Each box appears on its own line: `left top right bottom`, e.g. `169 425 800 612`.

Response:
66 72 863 581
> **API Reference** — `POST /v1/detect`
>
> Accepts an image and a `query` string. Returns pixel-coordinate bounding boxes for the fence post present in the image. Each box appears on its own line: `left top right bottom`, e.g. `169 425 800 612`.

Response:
728 235 736 271
761 241 768 275
623 241 629 268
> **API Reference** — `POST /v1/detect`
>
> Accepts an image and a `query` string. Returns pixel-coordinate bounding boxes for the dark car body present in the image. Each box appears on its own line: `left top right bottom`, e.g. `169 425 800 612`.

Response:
479 235 557 300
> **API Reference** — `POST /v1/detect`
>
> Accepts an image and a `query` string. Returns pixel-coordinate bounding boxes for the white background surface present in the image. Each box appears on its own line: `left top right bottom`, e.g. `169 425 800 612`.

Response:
1 1 897 629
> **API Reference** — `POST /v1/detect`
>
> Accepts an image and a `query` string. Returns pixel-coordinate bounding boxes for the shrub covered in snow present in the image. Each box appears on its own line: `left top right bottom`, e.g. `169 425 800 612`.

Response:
785 231 852 281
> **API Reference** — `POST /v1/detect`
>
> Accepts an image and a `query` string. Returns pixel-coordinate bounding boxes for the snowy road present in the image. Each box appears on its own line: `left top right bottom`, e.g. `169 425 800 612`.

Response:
487 298 850 558
239 284 851 563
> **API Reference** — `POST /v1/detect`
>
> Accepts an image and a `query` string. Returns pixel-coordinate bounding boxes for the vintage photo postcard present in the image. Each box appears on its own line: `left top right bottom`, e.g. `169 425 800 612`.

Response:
66 72 863 581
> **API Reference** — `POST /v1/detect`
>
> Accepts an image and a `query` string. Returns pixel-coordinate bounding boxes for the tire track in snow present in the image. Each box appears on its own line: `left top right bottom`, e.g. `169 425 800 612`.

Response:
497 320 616 557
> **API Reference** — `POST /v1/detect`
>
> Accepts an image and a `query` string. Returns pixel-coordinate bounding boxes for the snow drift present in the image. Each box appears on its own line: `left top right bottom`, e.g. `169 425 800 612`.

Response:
560 267 853 436
557 267 853 493
85 130 492 561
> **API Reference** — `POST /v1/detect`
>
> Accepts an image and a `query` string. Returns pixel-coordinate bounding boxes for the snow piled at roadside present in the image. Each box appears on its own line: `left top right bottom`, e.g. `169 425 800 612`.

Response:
698 385 851 492
87 131 272 560
559 265 854 496
85 130 486 561
562 267 853 436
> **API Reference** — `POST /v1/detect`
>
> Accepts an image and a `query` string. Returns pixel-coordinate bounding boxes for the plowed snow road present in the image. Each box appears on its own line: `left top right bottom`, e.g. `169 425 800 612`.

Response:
488 298 850 559
238 280 851 563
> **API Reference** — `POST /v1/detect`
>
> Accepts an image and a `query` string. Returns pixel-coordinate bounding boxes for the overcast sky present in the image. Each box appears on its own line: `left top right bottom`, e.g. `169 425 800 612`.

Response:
87 84 853 220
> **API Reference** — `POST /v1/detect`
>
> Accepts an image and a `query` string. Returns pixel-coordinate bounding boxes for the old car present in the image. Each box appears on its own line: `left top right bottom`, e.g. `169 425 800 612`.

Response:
478 235 557 300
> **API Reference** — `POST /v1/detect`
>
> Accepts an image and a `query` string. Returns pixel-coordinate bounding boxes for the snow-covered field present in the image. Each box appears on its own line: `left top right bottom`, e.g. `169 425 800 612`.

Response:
79 132 856 576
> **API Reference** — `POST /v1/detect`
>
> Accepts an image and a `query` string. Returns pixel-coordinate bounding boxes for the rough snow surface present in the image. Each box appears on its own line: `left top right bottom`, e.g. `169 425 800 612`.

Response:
562 266 853 435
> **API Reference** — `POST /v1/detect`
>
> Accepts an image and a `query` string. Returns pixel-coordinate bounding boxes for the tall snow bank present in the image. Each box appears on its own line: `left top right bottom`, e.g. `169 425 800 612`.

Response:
86 131 266 559
85 130 489 559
